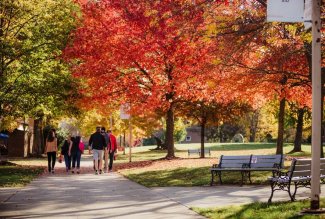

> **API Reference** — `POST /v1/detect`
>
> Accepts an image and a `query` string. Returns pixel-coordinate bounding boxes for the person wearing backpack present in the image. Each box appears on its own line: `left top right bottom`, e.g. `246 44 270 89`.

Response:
69 135 83 174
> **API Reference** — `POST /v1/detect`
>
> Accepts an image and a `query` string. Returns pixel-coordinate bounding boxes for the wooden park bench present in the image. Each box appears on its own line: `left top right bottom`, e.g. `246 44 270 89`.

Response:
268 158 325 203
210 154 284 186
188 149 211 157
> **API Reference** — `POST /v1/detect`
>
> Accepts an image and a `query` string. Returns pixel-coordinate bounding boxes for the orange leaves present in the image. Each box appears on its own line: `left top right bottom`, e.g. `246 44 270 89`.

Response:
64 0 224 114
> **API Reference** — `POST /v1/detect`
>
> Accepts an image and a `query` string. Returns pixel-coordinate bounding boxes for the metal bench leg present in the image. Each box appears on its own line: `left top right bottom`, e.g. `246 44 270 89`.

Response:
291 182 299 201
248 171 252 184
268 182 275 203
288 184 295 201
210 171 215 186
240 171 245 186
217 171 222 185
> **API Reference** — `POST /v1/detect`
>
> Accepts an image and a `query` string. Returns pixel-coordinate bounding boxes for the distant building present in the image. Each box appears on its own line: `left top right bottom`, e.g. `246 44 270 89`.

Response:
181 126 206 143
7 118 35 157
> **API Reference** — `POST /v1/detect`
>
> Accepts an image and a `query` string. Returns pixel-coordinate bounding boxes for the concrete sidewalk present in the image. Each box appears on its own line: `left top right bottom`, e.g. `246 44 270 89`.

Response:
0 172 204 219
152 185 325 208
2 172 323 219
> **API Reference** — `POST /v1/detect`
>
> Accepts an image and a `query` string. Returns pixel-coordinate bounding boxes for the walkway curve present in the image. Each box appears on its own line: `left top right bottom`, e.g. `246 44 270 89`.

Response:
0 172 204 219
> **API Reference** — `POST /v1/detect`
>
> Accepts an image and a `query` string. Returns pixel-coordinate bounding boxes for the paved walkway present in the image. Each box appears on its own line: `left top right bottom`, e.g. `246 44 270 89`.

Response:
1 157 325 218
0 172 204 219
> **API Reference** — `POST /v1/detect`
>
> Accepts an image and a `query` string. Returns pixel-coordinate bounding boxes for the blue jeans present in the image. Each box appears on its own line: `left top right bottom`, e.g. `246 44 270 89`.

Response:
64 154 71 170
72 150 81 169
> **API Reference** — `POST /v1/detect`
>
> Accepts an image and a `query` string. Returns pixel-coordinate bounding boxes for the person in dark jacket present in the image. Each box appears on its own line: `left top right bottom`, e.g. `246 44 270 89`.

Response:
61 136 72 173
69 136 82 174
89 127 107 174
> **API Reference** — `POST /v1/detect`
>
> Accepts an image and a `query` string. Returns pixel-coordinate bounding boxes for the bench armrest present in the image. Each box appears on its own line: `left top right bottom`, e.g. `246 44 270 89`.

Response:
273 170 288 178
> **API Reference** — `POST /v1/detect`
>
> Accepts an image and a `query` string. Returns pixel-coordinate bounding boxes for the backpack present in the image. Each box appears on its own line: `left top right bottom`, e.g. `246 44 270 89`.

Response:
79 141 85 154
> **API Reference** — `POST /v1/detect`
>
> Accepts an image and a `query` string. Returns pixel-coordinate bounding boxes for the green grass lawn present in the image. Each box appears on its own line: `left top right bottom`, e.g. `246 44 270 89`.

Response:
192 198 325 219
119 143 314 187
123 167 276 187
0 162 45 187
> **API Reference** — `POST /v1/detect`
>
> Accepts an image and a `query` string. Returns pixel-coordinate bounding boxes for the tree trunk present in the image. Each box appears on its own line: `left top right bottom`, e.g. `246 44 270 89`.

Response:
321 67 324 158
276 97 286 154
249 110 259 142
165 106 175 158
33 119 42 155
200 118 206 158
292 108 304 152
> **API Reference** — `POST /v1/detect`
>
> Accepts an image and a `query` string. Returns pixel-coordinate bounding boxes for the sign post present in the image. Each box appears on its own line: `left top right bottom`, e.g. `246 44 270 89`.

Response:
310 0 322 210
120 104 132 162
267 0 322 210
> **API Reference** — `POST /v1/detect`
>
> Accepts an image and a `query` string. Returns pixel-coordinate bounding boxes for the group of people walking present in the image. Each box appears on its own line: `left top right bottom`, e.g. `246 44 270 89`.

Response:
61 135 84 173
44 127 117 175
89 127 117 175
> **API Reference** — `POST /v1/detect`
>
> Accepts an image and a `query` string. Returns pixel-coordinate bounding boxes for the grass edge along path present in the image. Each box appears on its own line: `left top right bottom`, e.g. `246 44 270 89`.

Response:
0 162 45 187
192 198 325 219
121 166 272 187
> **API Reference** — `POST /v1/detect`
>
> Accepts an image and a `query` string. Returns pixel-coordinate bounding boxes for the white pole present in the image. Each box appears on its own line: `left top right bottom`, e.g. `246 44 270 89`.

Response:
129 118 132 163
310 0 322 210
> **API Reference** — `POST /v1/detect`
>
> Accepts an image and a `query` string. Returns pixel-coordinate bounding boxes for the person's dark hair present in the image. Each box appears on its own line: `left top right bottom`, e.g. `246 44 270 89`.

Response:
96 127 101 132
47 130 55 142
101 127 106 132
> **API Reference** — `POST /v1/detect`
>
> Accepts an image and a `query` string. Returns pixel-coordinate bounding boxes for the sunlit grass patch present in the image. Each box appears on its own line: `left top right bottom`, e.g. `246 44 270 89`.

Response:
122 167 273 187
192 198 325 219
0 162 44 187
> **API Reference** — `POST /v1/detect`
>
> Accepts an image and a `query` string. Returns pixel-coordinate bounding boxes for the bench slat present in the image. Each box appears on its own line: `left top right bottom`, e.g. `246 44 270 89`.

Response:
220 163 248 168
220 155 251 160
250 163 277 168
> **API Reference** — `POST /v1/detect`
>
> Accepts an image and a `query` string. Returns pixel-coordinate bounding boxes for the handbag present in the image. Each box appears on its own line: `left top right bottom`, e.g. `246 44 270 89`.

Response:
79 141 85 154
58 154 63 163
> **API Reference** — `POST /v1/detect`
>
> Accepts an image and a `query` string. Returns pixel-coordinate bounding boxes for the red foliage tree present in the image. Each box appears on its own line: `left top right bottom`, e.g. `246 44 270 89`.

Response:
64 0 227 158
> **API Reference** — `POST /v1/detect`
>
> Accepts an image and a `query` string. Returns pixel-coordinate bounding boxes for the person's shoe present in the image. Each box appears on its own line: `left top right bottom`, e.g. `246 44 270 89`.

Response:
72 170 75 174
77 170 80 174
99 169 102 174
51 170 55 174
95 170 98 175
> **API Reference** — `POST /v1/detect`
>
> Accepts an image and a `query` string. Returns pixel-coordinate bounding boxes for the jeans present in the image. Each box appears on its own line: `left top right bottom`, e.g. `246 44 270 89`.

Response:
47 152 56 172
72 150 81 169
64 154 71 170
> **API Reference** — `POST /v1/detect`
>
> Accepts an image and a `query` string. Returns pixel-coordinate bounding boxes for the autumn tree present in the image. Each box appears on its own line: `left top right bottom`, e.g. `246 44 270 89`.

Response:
65 0 222 159
0 0 81 130
204 1 316 154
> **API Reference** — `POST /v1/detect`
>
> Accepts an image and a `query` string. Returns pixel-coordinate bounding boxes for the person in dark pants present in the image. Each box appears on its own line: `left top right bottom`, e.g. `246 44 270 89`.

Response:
69 136 82 174
44 130 58 174
107 130 117 172
61 136 72 173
